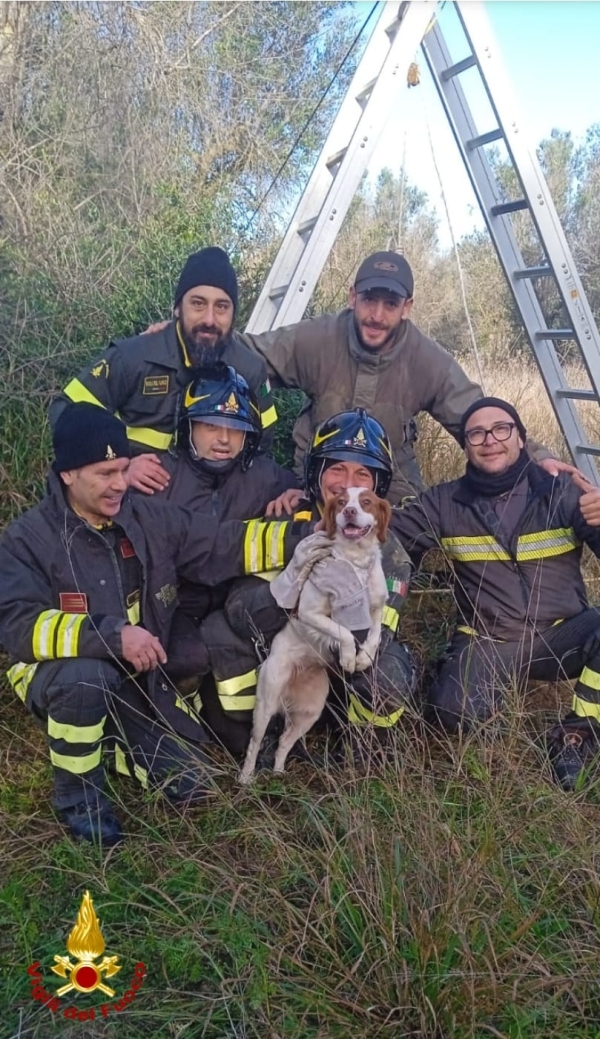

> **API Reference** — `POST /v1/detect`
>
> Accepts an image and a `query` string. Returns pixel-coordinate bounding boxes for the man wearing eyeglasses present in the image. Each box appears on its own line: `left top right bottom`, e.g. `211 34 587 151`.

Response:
390 396 600 790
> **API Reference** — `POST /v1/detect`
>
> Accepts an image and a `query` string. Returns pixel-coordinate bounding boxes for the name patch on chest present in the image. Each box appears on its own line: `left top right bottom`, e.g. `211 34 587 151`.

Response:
59 592 89 613
143 375 170 396
120 538 136 559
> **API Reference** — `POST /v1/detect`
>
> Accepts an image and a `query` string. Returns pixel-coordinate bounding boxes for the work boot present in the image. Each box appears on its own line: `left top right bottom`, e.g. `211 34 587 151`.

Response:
159 767 219 805
548 731 588 791
59 801 124 846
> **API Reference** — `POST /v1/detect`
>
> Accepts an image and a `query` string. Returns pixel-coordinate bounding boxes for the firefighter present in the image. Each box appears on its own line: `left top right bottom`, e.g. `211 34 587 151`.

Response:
199 409 417 755
159 363 297 680
0 404 325 844
146 251 573 503
389 396 600 789
49 247 277 495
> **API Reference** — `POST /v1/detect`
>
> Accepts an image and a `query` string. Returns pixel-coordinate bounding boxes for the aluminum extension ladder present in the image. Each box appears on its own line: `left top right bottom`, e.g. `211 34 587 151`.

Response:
246 1 600 483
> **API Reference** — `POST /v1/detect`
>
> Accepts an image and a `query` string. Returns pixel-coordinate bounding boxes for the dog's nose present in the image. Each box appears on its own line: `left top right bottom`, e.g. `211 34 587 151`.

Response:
343 506 357 519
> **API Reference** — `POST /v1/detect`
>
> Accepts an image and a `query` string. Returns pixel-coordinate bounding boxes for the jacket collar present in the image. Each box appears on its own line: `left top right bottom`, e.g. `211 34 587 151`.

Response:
451 460 555 506
141 321 184 372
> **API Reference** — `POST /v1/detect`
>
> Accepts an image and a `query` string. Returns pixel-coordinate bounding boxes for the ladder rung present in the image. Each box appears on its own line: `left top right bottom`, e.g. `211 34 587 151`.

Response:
534 329 575 341
355 78 376 106
297 217 317 236
514 265 553 280
268 284 288 302
326 147 347 171
577 444 600 457
467 129 503 150
556 388 598 401
491 199 528 216
442 54 476 80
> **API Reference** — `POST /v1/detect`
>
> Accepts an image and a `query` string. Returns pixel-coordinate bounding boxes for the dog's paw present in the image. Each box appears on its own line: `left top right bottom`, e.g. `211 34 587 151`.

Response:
355 649 374 672
339 648 357 673
237 768 254 786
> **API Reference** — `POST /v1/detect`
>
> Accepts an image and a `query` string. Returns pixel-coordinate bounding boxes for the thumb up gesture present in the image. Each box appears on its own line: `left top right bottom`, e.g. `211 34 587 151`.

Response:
572 470 600 526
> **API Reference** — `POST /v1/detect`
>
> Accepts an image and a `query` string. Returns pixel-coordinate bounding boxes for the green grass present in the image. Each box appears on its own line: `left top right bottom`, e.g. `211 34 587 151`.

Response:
3 664 600 1039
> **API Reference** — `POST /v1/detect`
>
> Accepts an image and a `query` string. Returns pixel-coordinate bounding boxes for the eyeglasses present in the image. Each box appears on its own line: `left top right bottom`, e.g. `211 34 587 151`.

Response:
464 422 516 447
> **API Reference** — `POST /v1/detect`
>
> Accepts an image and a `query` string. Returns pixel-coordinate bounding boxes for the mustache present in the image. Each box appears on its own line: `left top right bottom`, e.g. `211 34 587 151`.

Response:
191 323 220 336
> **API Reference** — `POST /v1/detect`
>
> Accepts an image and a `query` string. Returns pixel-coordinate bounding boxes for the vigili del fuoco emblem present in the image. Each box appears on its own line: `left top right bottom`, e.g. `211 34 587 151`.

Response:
51 891 122 997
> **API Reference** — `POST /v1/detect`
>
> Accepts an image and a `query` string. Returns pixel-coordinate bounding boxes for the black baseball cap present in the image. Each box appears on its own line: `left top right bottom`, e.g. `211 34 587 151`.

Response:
354 251 414 299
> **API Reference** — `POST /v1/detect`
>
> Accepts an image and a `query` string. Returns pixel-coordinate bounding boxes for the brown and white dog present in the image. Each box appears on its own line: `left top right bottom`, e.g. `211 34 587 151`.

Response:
239 486 391 784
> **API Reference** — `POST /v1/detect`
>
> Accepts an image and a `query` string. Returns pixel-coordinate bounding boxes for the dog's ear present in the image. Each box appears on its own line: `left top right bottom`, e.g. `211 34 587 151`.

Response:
323 496 339 539
376 496 392 543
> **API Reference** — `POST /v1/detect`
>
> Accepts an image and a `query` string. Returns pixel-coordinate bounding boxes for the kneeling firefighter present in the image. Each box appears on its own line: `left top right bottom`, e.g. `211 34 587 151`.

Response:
199 408 417 755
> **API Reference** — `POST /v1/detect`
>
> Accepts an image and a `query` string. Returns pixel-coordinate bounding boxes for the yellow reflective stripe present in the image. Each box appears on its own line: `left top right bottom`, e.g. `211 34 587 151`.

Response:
265 522 287 570
63 379 105 409
572 694 600 723
516 527 580 560
260 404 278 429
50 746 102 774
347 693 404 729
457 625 479 636
7 662 39 702
216 670 257 696
256 570 278 582
174 695 200 719
55 613 86 656
382 605 399 633
577 666 600 692
243 520 265 573
293 511 313 521
441 536 510 562
47 717 105 744
114 744 132 777
126 426 172 450
127 601 140 626
219 694 256 712
32 610 62 660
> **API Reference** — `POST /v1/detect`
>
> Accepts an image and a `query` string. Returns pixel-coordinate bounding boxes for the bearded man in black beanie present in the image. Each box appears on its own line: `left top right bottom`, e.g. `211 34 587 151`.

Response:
50 246 277 495
388 397 600 790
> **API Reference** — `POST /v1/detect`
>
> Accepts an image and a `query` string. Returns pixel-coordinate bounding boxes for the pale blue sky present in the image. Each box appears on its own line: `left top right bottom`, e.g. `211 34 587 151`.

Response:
356 1 600 246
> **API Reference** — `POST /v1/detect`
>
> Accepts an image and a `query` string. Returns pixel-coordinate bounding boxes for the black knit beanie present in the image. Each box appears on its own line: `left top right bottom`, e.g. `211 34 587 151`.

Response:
53 403 131 472
173 247 238 309
459 396 527 448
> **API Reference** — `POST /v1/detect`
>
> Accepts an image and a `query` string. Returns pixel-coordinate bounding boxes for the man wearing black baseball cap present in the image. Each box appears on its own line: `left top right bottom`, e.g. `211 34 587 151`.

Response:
141 247 571 504
50 246 277 495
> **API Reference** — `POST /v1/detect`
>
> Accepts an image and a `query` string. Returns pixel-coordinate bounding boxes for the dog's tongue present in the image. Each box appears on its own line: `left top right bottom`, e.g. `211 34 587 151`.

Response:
342 524 369 540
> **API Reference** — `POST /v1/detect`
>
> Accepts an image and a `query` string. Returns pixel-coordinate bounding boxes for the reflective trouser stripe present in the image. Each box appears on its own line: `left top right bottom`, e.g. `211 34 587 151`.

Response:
47 718 105 743
573 665 600 722
64 379 105 408
260 404 277 429
50 746 102 774
126 426 172 451
216 669 256 712
347 692 404 729
32 610 86 660
114 744 149 788
7 662 39 702
382 605 399 634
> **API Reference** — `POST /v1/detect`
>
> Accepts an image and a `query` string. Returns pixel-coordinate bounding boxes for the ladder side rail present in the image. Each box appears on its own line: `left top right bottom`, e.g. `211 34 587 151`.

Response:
246 2 404 333
422 20 599 483
266 0 438 331
456 2 600 391
246 0 439 333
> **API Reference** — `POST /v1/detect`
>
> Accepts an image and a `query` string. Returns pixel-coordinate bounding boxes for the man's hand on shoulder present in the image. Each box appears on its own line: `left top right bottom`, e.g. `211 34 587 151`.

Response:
127 454 170 494
572 470 600 526
121 626 167 671
265 487 304 517
142 320 170 336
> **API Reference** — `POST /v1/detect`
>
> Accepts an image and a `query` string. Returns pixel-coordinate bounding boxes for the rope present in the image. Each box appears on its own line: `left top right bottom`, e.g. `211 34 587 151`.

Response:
241 1 380 233
422 79 487 391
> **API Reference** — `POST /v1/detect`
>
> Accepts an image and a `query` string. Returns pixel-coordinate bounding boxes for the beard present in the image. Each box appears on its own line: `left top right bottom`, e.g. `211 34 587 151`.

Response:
180 318 231 369
353 313 401 352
